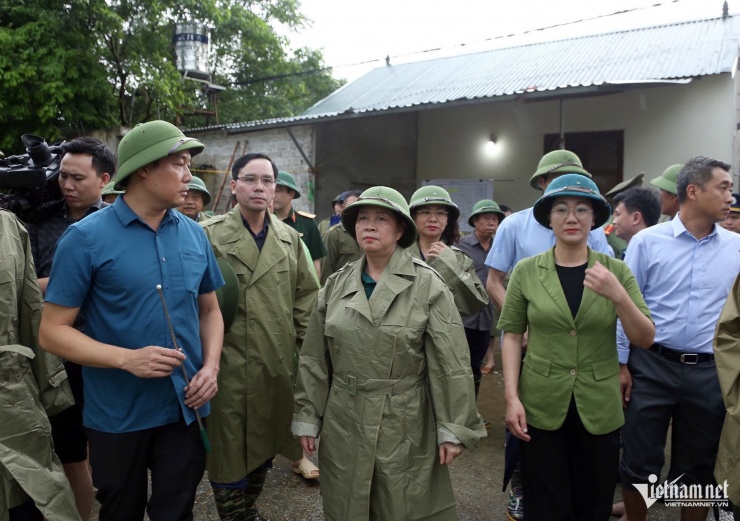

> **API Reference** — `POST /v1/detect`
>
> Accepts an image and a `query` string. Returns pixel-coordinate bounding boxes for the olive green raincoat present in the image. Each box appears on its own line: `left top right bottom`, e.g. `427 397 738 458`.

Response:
201 208 319 482
406 243 488 317
0 210 78 520
320 223 361 285
293 247 486 521
714 273 740 503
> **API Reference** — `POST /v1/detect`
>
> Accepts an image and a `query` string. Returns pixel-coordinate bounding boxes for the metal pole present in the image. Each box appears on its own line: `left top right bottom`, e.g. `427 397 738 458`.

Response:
156 285 211 453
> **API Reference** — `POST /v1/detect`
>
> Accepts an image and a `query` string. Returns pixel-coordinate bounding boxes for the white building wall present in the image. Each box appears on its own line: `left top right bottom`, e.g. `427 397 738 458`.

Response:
417 75 735 211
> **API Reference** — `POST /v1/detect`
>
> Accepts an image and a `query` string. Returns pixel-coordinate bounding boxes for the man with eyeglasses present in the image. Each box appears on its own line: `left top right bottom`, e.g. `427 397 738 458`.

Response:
39 121 225 520
201 152 319 520
484 149 613 521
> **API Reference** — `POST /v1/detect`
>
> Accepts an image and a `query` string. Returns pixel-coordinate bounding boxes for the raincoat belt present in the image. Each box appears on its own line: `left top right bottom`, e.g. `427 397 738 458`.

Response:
333 374 426 396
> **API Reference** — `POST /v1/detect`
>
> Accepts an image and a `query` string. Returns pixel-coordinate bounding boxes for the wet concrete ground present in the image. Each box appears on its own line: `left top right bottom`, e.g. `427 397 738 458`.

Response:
95 346 730 520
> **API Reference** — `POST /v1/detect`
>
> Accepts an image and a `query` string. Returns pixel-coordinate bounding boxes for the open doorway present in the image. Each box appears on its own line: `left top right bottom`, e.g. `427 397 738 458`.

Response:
544 130 624 194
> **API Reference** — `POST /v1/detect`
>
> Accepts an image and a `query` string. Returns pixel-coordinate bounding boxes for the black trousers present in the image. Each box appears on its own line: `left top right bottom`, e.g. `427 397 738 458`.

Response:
8 499 43 521
87 419 206 521
465 329 490 377
620 346 725 491
520 397 620 521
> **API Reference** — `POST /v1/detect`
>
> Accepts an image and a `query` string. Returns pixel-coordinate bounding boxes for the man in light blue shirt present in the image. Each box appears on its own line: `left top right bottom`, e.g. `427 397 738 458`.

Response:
486 149 613 520
618 157 740 521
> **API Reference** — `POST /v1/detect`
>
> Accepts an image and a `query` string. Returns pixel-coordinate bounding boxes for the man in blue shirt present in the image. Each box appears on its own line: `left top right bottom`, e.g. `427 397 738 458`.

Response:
39 120 225 520
484 150 613 520
617 157 740 521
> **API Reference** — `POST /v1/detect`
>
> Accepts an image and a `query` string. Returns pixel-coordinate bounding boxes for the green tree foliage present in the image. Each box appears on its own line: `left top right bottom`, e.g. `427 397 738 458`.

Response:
0 0 117 153
0 0 341 154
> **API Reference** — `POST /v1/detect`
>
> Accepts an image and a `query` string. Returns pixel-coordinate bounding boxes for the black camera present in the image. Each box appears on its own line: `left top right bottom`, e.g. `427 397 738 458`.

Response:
0 134 64 223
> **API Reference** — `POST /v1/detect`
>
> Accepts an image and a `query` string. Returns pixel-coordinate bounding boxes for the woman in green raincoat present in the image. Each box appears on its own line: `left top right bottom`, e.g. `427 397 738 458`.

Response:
407 185 489 397
407 185 488 316
292 186 486 521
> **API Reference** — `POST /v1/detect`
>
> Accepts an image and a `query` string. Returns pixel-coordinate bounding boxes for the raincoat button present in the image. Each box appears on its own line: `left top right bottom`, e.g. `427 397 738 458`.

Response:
570 329 577 336
570 369 576 376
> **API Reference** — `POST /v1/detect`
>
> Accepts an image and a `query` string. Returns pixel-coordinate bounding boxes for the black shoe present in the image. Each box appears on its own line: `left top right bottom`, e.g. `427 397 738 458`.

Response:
246 509 268 521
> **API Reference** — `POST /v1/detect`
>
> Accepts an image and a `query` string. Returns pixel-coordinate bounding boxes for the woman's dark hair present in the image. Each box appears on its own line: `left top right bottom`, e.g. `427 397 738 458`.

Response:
441 220 461 245
231 152 278 180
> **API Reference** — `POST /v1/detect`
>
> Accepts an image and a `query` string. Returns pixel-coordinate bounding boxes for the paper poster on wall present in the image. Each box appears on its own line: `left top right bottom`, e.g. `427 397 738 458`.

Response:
422 179 494 233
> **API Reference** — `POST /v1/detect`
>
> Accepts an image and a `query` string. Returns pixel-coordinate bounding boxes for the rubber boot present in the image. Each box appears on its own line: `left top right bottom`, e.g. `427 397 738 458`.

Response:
212 487 249 521
244 465 268 512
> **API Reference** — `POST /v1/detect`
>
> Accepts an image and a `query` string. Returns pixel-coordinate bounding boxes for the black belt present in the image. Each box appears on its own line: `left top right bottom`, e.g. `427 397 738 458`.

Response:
648 343 714 364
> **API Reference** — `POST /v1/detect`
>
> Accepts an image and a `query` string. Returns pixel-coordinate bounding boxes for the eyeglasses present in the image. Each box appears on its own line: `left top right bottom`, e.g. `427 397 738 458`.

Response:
550 205 594 218
237 175 275 186
416 209 449 218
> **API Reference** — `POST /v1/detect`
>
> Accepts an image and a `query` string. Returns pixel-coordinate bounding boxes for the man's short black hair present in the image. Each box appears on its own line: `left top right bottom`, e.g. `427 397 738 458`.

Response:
612 187 661 228
61 137 117 178
231 153 278 181
677 156 732 204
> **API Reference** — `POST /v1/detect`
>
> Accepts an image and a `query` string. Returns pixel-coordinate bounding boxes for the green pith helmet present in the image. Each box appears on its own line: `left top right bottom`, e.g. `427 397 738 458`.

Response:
529 150 591 190
467 199 506 227
342 186 418 248
408 185 460 222
533 173 612 229
102 181 124 196
187 176 212 206
114 120 205 191
276 171 301 199
605 173 645 198
215 258 239 333
650 164 682 195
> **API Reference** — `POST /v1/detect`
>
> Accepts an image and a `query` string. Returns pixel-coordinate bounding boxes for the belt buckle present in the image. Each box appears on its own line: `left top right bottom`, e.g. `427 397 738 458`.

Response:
347 375 357 396
680 353 698 365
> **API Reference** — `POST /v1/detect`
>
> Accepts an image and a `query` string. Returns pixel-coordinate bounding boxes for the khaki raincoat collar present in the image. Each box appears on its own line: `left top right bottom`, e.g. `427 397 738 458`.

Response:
342 247 416 327
218 207 294 286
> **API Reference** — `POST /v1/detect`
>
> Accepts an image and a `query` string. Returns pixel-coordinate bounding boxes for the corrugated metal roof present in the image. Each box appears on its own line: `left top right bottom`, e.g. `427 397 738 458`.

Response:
304 15 740 116
186 112 341 133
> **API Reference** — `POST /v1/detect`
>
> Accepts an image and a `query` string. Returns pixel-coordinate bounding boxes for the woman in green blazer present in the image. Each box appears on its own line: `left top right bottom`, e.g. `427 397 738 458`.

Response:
498 174 654 520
